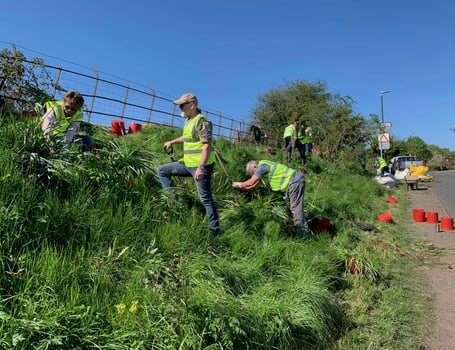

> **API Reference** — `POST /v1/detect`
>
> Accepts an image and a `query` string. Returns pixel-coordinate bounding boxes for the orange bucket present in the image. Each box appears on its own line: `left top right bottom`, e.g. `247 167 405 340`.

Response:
412 208 426 222
386 195 397 204
440 217 454 231
426 212 439 224
128 122 142 134
111 120 126 136
377 211 393 223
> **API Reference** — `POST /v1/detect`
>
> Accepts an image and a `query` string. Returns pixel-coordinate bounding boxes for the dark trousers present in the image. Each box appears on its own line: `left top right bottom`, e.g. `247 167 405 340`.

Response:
284 138 306 165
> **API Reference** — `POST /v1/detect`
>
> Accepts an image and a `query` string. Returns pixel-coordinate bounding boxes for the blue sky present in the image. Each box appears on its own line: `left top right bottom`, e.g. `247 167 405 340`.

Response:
2 0 454 151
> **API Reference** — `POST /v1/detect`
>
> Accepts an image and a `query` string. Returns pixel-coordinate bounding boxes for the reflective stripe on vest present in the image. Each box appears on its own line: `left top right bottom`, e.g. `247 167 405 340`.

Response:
182 114 215 167
258 160 295 192
44 101 83 137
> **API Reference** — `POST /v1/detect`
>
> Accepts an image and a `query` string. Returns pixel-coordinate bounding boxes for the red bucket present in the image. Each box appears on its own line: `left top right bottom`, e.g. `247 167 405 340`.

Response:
313 217 331 232
440 217 454 231
412 208 426 222
128 122 142 134
386 195 397 204
111 120 126 136
377 211 393 223
426 212 439 224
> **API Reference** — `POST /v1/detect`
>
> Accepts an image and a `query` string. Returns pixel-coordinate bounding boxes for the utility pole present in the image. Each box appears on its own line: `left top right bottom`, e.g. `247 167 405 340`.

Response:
379 90 390 158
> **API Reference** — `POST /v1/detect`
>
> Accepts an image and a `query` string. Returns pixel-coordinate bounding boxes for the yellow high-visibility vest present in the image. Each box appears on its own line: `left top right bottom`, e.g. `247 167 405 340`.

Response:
258 160 295 192
283 124 302 139
44 101 83 137
183 114 216 167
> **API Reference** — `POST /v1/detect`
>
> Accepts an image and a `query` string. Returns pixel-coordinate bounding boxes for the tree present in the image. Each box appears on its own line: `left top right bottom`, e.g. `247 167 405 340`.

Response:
0 46 55 113
251 80 374 161
400 136 433 162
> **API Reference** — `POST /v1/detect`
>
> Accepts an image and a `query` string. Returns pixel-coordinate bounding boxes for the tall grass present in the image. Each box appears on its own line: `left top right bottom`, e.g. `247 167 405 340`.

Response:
0 112 432 349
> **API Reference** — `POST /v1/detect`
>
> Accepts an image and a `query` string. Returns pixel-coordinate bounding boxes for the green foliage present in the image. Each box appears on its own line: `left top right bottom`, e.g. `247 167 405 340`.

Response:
251 80 376 161
0 48 55 112
0 112 431 349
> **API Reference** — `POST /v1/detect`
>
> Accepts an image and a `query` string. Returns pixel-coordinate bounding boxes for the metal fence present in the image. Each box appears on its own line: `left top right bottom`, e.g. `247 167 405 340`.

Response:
0 42 267 144
48 64 255 141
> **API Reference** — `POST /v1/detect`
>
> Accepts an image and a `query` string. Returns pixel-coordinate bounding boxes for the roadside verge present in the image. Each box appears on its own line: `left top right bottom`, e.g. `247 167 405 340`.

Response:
407 185 455 350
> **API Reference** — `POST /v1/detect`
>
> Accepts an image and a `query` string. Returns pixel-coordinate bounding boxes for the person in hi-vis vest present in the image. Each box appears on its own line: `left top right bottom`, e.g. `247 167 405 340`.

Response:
41 90 92 152
375 156 389 177
157 93 220 237
283 120 305 166
232 160 308 230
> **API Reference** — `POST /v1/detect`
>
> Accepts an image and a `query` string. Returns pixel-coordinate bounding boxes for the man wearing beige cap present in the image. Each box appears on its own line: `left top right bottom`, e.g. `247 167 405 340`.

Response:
157 93 221 236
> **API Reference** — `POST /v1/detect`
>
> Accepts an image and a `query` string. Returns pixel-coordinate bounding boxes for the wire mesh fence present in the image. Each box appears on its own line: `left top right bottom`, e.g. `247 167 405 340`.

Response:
1 42 275 146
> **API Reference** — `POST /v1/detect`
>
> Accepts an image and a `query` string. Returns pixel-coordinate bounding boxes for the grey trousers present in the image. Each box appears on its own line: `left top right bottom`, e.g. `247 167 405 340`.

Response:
287 177 306 227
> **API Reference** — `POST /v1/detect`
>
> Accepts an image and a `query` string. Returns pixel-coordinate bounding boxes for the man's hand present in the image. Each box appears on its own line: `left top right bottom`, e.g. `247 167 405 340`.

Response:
232 182 242 189
194 167 203 181
163 141 173 150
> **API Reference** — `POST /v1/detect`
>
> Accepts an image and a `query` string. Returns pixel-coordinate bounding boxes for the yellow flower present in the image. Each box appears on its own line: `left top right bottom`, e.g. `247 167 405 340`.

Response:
129 300 138 314
115 303 126 314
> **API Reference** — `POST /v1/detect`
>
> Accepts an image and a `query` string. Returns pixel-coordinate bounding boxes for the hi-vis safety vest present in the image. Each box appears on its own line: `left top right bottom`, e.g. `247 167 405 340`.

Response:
44 101 83 137
377 157 387 169
183 114 216 167
283 124 302 139
258 160 296 192
302 130 312 144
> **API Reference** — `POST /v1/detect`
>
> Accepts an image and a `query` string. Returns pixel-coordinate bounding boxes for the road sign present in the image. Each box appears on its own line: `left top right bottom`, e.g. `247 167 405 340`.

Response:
382 122 392 133
378 133 390 150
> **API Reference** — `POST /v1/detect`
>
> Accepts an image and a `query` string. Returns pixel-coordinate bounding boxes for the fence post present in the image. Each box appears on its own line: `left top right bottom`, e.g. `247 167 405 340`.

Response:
52 67 62 98
217 112 222 139
121 86 129 119
147 87 156 123
230 119 235 142
171 104 178 127
87 69 99 123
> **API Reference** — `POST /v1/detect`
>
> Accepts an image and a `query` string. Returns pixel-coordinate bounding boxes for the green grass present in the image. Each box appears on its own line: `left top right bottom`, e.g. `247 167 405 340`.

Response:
0 111 433 349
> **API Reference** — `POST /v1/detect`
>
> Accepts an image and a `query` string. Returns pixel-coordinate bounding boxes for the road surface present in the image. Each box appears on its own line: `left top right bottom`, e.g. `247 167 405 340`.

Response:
428 170 455 217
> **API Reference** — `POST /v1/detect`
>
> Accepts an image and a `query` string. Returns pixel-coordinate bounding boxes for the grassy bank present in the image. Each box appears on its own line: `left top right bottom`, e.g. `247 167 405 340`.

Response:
0 112 432 349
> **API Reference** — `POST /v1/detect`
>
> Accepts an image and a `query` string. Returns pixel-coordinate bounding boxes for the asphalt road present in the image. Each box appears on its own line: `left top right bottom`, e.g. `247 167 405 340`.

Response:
427 170 455 217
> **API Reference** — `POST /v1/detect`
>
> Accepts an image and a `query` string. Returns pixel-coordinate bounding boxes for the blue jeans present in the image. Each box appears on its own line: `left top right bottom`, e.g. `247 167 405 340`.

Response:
75 135 93 152
157 162 220 234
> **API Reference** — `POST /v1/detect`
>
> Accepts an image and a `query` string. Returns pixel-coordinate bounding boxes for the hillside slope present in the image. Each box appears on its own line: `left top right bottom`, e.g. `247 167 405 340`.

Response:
0 112 431 349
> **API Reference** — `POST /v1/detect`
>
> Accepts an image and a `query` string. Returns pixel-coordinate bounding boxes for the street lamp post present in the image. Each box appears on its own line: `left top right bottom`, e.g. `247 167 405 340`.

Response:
380 90 390 124
379 90 390 158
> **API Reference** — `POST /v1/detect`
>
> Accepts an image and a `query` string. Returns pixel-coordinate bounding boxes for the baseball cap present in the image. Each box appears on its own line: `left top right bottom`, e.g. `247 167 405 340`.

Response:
173 93 198 105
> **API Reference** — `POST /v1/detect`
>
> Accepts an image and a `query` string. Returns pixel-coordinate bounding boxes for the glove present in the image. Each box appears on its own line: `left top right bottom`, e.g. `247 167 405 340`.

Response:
232 182 242 189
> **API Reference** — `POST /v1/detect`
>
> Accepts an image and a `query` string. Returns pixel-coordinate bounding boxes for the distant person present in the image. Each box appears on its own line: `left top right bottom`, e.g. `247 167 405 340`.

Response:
283 120 305 166
41 90 92 152
250 124 268 145
232 160 308 231
375 156 389 177
157 93 221 237
301 126 313 164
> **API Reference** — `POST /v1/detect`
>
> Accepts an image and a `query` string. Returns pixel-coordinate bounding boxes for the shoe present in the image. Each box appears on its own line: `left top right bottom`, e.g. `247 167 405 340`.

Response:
210 229 221 237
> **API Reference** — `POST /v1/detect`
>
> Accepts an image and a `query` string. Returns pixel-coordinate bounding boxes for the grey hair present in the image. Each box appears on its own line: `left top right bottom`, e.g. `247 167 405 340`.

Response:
246 160 258 172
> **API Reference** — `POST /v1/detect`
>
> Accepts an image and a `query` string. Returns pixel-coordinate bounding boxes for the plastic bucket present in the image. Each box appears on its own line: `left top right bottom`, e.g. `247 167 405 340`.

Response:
426 212 439 224
128 122 142 134
111 120 126 136
386 195 397 204
412 208 426 222
440 217 454 231
313 217 330 232
377 211 393 223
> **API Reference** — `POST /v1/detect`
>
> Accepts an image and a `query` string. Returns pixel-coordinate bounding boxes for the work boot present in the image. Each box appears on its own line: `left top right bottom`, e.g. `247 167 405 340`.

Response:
210 228 221 237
